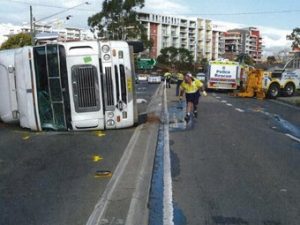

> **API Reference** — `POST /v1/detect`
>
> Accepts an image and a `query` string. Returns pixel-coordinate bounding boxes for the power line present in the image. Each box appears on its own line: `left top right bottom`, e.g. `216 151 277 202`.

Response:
0 0 97 12
3 0 300 16
188 9 300 16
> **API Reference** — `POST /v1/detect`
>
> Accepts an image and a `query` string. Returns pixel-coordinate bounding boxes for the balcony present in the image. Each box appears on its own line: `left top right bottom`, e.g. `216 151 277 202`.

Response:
180 22 187 27
171 31 178 37
206 25 212 30
172 42 178 48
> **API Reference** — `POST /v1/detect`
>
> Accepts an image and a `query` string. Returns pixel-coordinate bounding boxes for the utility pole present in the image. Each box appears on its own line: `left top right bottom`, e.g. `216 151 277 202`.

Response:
30 2 90 45
30 5 34 45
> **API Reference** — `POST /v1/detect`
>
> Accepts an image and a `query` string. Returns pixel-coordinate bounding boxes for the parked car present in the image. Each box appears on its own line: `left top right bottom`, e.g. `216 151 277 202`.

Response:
135 74 140 84
147 73 162 83
138 74 148 81
196 72 206 82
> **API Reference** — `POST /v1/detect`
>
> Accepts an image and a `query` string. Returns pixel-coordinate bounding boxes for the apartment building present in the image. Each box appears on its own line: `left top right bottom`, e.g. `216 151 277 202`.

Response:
137 12 197 60
212 25 225 60
137 13 225 62
0 23 92 46
197 19 225 61
22 24 82 42
197 18 212 61
224 27 263 63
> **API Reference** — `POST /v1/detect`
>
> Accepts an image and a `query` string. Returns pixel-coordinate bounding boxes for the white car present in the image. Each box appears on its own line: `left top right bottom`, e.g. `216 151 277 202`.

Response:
196 72 206 82
138 74 148 81
147 74 162 83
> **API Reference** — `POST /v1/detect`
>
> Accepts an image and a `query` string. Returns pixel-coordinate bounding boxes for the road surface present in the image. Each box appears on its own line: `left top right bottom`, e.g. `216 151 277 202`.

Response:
166 87 300 225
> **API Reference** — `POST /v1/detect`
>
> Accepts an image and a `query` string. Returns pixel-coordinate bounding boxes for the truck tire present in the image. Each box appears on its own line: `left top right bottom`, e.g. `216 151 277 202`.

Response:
283 83 295 97
267 83 280 99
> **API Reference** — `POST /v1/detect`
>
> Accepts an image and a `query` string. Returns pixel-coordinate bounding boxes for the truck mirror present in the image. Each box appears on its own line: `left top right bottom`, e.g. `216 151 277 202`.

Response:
127 41 144 53
8 65 15 73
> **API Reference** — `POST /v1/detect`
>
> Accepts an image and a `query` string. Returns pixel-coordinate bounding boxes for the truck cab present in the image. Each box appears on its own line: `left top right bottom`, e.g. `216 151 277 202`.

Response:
263 57 300 98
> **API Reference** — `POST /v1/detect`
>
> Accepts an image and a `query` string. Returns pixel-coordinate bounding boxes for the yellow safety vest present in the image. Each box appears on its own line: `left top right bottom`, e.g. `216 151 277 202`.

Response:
177 73 184 81
180 79 203 94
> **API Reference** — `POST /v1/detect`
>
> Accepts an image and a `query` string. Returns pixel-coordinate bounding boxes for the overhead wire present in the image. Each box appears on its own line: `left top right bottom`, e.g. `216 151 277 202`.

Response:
0 0 97 12
180 9 300 16
2 0 300 16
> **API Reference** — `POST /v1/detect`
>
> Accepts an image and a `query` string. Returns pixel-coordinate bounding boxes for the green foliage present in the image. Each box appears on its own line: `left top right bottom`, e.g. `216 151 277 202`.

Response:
267 56 276 65
289 28 300 49
0 33 32 50
235 53 254 65
157 47 194 71
87 0 151 48
199 58 209 72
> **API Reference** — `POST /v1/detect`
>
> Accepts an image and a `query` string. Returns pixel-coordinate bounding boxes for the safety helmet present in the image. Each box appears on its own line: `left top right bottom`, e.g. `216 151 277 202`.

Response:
185 72 192 78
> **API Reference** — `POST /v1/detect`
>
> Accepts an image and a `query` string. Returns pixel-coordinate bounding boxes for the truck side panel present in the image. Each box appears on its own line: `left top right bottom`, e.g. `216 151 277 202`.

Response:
15 47 40 130
0 49 19 123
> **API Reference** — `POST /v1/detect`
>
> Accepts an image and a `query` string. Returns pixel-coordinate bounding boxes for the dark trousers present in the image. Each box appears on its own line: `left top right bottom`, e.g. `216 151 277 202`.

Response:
166 78 171 88
176 80 183 96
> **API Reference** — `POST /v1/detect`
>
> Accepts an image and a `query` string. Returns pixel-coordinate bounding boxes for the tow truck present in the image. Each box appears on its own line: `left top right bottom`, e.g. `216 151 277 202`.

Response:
238 56 300 99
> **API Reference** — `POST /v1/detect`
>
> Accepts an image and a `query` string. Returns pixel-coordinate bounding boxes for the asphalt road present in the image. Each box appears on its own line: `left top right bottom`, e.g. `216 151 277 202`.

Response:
166 88 300 225
0 81 159 225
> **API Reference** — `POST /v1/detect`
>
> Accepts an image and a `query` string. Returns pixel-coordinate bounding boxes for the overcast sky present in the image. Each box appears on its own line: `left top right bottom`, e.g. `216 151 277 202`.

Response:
0 0 297 55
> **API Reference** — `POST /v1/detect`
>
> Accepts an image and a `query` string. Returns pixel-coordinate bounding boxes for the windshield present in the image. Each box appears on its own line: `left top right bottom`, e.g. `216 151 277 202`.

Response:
33 44 70 130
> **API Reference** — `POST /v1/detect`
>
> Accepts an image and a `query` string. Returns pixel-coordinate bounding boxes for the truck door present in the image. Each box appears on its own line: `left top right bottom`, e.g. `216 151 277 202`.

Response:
33 44 71 130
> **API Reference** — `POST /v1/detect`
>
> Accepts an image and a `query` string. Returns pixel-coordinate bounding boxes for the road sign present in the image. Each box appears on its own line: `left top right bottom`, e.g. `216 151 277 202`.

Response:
137 58 157 69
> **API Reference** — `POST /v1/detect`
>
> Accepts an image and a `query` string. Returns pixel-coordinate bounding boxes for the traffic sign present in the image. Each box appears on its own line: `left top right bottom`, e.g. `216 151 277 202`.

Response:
137 58 157 69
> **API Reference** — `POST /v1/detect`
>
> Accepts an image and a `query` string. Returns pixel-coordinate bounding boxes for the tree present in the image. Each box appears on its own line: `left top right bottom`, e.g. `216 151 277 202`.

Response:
157 46 178 66
267 56 276 65
157 46 194 72
199 58 209 72
177 47 193 71
0 33 32 50
87 0 151 48
288 28 300 50
235 53 254 65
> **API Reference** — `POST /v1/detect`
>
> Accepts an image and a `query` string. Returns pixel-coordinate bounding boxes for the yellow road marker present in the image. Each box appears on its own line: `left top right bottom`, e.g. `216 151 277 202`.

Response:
92 155 103 162
95 131 106 137
94 170 112 178
22 134 30 140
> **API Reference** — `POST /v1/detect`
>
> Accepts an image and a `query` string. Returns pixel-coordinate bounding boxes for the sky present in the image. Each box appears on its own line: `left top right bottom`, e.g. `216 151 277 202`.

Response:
0 0 299 56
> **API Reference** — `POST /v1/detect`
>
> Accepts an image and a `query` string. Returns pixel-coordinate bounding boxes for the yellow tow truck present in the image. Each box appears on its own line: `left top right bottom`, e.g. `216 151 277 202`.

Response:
238 56 300 99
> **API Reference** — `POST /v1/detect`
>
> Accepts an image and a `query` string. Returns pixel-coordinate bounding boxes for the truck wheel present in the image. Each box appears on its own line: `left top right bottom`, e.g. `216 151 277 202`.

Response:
267 83 280 99
284 83 295 97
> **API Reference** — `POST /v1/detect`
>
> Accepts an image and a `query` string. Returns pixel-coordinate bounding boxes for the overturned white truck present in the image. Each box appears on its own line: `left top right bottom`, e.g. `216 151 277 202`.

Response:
0 41 140 131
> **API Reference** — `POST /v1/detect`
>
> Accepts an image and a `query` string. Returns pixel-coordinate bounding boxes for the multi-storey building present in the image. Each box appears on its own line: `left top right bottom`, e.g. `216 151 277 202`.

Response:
22 24 82 42
137 12 197 60
212 25 225 60
197 20 225 61
0 23 92 46
197 19 212 61
138 13 225 62
224 27 263 62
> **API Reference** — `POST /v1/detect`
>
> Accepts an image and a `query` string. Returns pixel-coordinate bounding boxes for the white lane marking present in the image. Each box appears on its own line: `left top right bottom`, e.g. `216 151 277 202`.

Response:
226 103 233 107
235 108 245 112
215 96 221 99
86 126 143 225
136 98 147 104
221 100 227 103
163 85 174 225
285 133 300 143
